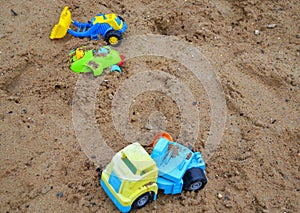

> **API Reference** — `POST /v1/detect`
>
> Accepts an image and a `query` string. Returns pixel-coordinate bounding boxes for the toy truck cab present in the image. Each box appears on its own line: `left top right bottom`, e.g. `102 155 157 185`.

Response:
100 143 159 213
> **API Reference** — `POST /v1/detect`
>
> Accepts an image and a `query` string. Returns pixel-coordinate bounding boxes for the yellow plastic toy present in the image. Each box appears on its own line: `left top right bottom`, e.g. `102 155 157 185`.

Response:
50 6 72 39
100 142 158 212
75 48 85 59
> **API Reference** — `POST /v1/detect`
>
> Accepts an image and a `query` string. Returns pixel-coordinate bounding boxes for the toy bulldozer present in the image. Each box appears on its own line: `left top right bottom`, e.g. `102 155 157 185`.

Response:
50 6 127 46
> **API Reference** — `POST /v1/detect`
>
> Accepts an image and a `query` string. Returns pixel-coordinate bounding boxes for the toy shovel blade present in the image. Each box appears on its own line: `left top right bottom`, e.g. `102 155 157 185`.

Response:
50 6 72 39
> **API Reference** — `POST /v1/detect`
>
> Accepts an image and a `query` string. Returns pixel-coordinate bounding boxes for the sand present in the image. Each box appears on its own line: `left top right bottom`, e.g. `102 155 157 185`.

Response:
0 0 299 212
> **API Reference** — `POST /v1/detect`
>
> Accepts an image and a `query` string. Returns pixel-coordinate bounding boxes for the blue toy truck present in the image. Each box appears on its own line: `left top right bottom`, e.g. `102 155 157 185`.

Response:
100 132 207 212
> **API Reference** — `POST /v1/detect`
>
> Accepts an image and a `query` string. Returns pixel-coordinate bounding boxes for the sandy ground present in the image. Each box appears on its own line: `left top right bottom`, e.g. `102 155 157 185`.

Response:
0 0 299 212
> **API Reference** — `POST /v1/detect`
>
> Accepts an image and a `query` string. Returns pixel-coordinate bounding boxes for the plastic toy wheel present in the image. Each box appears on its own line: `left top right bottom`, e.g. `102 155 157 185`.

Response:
132 192 151 209
183 168 207 191
150 132 173 147
105 30 122 46
111 65 122 73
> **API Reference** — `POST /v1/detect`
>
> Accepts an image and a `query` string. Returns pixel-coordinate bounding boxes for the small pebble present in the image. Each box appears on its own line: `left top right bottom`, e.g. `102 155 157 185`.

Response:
255 120 266 128
11 9 18 16
41 185 52 194
57 192 63 197
267 24 276 28
217 193 223 199
108 94 114 100
254 30 260 35
77 185 85 192
145 123 152 130
131 116 137 122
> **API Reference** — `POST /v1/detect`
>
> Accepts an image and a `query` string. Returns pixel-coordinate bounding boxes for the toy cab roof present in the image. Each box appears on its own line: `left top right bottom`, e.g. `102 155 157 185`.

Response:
111 143 156 179
120 142 155 171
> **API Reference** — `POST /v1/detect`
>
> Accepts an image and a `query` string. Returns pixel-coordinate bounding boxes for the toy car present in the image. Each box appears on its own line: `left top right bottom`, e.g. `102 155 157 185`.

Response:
69 46 124 76
100 132 207 212
50 6 127 46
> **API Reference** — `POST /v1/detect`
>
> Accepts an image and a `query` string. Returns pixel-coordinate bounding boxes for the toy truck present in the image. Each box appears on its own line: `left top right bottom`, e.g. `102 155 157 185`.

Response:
100 132 207 212
69 46 124 76
50 6 127 45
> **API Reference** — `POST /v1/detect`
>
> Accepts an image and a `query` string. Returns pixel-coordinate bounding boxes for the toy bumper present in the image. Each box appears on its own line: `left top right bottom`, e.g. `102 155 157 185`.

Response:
100 179 131 213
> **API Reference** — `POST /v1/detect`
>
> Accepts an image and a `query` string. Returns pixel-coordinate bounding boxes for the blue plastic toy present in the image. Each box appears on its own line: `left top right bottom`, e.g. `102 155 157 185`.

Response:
151 135 207 194
50 6 128 46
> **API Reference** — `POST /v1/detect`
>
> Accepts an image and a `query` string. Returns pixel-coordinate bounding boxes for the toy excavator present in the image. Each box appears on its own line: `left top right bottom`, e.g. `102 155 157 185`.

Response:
50 6 127 46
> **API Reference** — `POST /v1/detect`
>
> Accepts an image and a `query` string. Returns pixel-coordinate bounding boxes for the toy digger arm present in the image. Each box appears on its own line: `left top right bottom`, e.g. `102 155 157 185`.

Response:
50 6 72 39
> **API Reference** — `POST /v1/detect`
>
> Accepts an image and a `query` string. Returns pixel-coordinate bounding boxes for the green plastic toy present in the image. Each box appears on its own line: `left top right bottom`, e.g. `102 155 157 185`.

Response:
70 46 124 76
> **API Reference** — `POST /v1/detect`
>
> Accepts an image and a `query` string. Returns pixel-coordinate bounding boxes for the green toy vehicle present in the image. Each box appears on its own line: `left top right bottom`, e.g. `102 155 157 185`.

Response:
70 46 124 76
